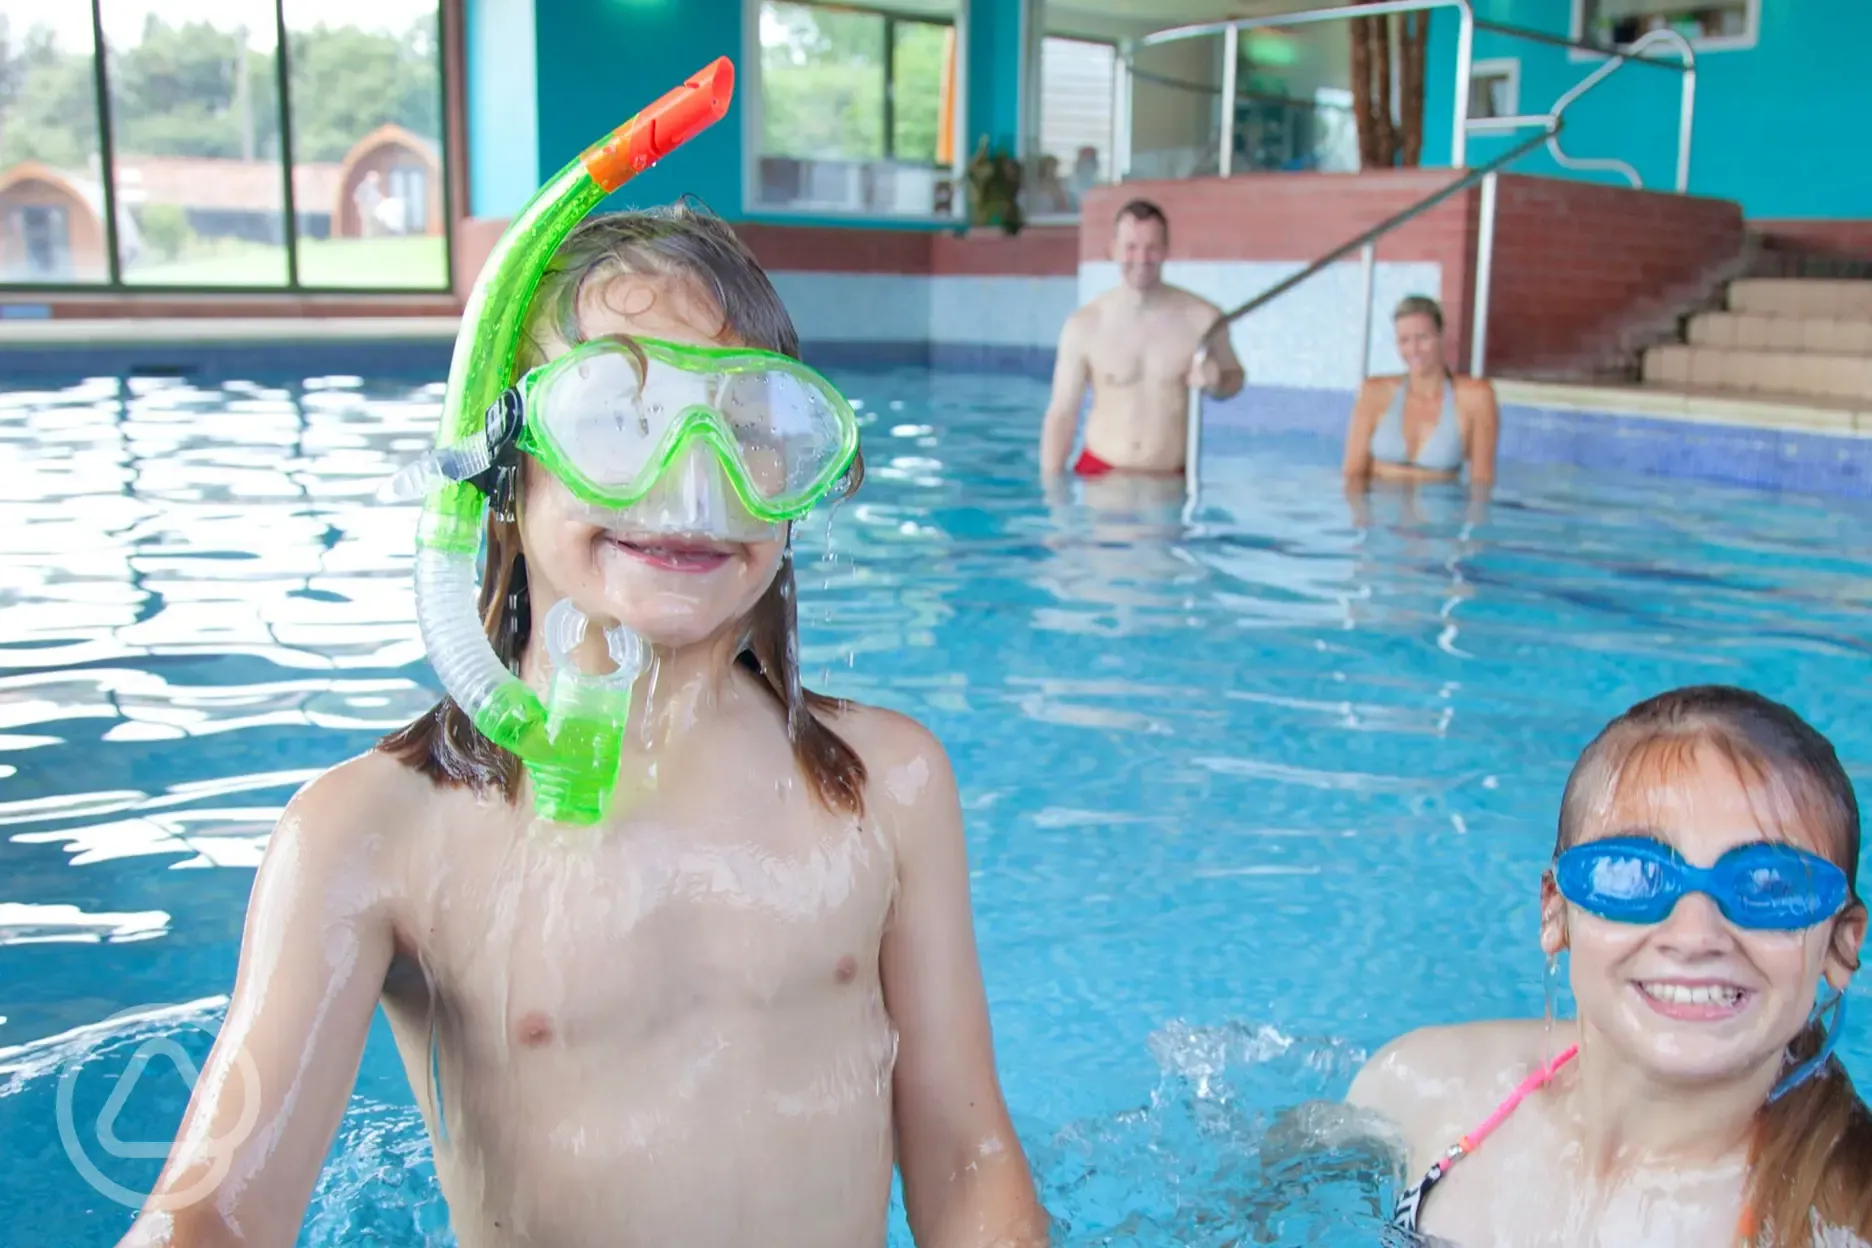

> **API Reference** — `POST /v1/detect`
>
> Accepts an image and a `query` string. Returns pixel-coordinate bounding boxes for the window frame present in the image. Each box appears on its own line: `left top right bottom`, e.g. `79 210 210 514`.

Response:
1021 28 1120 226
0 0 459 296
741 0 970 224
1468 57 1521 120
1568 0 1759 59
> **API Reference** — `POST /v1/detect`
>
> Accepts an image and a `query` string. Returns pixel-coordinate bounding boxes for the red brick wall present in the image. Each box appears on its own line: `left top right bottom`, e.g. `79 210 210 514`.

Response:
449 219 1078 293
1482 177 1744 378
1751 219 1872 262
1078 172 1747 382
1078 171 1482 373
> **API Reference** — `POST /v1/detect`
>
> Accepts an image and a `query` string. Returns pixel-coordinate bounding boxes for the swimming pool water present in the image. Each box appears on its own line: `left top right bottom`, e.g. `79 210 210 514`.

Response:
2 367 1870 1246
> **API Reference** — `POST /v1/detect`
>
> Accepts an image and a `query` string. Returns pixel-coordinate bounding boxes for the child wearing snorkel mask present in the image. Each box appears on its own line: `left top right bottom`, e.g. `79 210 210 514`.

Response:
1350 685 1870 1247
116 203 1048 1248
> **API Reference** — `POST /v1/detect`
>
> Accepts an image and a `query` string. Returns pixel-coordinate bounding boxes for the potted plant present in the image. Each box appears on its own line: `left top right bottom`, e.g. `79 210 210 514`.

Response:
965 137 1024 236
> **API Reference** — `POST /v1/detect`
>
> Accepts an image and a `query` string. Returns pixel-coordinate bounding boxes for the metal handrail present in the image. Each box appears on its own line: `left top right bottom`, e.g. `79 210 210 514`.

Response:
1121 1 1695 190
1544 27 1694 192
1181 125 1552 508
1126 0 1478 173
1161 4 1703 507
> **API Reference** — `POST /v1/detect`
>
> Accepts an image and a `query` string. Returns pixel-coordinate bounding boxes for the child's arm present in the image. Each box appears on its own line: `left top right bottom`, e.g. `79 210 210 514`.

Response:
117 754 403 1248
872 713 1050 1248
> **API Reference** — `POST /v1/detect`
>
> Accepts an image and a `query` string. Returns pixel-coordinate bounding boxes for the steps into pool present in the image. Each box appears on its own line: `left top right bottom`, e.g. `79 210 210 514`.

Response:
1643 278 1872 404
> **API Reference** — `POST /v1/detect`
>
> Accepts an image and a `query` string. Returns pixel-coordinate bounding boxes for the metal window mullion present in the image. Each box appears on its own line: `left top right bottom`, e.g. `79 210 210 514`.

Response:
882 14 896 162
88 0 123 286
436 0 456 291
272 0 300 287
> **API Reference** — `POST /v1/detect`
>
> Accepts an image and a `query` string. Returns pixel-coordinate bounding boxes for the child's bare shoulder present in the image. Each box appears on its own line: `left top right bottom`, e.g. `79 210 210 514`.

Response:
274 748 437 865
823 701 958 818
1348 1019 1551 1146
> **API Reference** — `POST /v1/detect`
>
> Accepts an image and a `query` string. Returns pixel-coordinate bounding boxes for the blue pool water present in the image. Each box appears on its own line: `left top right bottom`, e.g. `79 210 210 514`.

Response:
2 366 1871 1246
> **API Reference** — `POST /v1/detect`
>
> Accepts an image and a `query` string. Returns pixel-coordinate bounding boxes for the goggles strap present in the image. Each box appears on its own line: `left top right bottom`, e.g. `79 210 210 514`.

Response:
1768 989 1848 1102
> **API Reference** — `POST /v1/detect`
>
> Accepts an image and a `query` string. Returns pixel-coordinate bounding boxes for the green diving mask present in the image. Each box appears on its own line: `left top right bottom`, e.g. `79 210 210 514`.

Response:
394 336 861 543
514 337 861 532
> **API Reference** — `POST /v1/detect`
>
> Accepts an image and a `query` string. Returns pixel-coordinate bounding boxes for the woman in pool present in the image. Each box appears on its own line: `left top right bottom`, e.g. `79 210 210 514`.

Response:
121 203 1048 1246
1349 685 1871 1246
1342 295 1499 491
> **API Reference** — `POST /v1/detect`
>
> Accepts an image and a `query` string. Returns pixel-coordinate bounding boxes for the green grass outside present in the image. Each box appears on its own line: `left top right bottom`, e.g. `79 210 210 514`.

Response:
124 235 448 290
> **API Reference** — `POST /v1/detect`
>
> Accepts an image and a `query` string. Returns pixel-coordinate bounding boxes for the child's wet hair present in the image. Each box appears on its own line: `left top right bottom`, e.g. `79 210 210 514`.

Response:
1556 684 1871 1247
384 202 867 817
515 199 801 370
1555 684 1859 877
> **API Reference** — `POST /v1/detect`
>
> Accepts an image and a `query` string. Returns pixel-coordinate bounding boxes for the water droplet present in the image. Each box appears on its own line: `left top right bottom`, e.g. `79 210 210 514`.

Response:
1542 953 1562 1063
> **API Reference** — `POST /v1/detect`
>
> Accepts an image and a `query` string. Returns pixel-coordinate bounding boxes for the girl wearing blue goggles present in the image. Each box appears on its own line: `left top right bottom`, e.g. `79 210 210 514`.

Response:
1349 686 1869 1248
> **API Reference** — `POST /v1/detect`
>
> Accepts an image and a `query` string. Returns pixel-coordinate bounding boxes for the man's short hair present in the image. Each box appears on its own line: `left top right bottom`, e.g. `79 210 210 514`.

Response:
1114 198 1169 239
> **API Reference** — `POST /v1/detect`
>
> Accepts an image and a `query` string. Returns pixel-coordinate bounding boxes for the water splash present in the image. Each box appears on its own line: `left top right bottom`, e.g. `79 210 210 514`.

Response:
1022 1020 1396 1247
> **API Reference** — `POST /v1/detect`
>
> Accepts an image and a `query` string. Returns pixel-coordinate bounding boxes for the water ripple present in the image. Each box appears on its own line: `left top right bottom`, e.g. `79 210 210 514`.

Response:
3 369 1872 1246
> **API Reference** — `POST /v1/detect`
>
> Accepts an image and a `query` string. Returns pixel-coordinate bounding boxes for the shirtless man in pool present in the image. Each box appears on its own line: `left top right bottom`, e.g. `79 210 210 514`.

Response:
1038 199 1244 487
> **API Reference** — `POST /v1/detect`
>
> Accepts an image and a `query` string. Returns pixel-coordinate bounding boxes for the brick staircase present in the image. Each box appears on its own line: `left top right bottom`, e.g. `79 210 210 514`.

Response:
1641 268 1872 407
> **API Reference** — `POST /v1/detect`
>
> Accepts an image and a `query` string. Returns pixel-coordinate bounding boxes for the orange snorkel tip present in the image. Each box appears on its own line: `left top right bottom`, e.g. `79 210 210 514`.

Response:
581 56 736 194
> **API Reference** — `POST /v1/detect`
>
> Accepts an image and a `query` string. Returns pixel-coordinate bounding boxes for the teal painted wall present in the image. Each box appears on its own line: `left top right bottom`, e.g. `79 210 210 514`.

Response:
474 0 1032 227
1422 1 1868 219
966 0 1024 157
463 0 538 217
531 0 744 217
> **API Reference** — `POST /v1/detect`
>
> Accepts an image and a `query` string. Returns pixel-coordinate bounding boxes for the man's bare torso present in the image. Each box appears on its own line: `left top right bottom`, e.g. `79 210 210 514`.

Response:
1077 285 1215 473
377 702 900 1247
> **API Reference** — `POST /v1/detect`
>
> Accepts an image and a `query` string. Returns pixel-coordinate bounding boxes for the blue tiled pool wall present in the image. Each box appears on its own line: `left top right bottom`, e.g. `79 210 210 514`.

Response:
899 345 1872 500
1199 386 1872 500
4 337 1867 498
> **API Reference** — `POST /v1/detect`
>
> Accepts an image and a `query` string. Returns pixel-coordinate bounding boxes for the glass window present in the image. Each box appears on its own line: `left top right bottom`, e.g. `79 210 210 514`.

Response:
754 0 958 217
100 0 288 286
0 3 109 282
0 0 452 292
284 0 447 288
1468 59 1519 120
1575 0 1755 52
1032 35 1116 218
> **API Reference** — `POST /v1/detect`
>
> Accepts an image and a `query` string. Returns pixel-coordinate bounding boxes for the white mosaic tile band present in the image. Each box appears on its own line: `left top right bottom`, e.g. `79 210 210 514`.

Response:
1079 259 1444 391
769 273 1077 350
771 261 1442 388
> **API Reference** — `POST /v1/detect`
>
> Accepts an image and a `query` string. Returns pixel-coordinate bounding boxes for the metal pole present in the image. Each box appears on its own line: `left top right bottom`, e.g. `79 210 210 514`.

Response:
88 0 123 284
1358 241 1376 380
1451 4 1474 167
1469 171 1498 377
1116 42 1133 180
272 0 301 287
1185 345 1205 514
1676 64 1696 193
1218 25 1238 177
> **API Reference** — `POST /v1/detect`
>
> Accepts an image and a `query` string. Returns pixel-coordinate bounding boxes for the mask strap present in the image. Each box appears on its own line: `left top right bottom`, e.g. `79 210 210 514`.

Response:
1768 988 1848 1102
384 388 525 501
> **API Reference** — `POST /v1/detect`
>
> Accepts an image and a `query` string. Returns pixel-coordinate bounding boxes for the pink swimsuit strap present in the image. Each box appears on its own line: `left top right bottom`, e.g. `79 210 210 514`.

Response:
1456 1043 1578 1155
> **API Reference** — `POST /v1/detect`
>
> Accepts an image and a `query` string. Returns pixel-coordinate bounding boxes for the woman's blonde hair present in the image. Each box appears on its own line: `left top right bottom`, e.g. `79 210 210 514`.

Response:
382 203 868 816
1393 294 1444 333
1557 686 1870 1247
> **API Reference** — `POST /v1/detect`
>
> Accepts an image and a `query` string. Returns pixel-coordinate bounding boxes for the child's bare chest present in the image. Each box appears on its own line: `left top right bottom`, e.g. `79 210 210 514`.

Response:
1418 1129 1746 1247
387 772 899 1057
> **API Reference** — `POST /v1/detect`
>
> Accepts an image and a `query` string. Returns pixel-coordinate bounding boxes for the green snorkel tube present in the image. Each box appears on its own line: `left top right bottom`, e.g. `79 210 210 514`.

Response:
403 58 735 825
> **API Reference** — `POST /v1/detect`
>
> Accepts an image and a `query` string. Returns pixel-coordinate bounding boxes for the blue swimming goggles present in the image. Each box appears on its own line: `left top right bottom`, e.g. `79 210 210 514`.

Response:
1554 836 1849 932
1555 835 1853 1101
